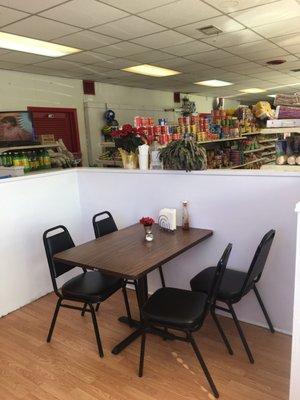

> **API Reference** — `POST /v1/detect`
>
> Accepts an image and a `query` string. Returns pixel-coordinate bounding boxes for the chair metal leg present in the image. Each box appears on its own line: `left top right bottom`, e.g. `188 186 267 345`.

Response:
81 303 87 316
122 286 133 326
211 306 233 355
253 285 275 333
47 298 62 342
139 330 146 377
189 333 219 398
228 302 254 364
95 303 100 312
89 304 104 358
159 265 165 287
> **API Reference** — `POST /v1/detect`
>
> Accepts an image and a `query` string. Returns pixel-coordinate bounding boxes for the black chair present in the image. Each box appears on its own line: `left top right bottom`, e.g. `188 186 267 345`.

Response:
138 244 233 399
190 230 275 364
43 225 126 358
93 211 166 288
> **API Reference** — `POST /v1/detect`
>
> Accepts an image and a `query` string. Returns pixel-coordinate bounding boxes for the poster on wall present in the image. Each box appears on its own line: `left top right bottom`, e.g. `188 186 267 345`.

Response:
0 111 35 145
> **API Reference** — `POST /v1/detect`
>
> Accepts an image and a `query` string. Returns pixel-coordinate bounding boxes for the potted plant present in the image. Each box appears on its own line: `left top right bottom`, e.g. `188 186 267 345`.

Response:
159 136 207 172
111 124 145 169
140 216 155 241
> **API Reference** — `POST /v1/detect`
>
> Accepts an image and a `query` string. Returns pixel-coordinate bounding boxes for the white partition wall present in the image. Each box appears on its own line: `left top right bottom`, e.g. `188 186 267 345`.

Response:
77 169 300 335
0 168 299 337
289 202 300 399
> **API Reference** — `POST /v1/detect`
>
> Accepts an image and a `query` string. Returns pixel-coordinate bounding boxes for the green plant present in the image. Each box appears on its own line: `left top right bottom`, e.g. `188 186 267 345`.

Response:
111 124 144 153
159 138 207 172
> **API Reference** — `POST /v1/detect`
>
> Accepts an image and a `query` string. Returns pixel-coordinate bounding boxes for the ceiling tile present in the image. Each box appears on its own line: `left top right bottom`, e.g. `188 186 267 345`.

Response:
32 59 85 71
39 0 129 28
162 40 214 56
60 51 115 64
131 30 191 49
0 51 49 63
270 33 300 48
284 44 300 53
91 16 165 40
53 31 120 50
230 0 300 28
138 0 220 28
0 60 23 69
95 0 179 13
245 48 289 61
91 58 140 69
201 29 261 48
153 58 206 70
253 17 300 38
205 0 279 12
2 16 80 40
223 62 272 74
93 42 150 57
0 5 28 27
125 50 174 63
0 0 66 13
225 40 280 56
175 15 244 39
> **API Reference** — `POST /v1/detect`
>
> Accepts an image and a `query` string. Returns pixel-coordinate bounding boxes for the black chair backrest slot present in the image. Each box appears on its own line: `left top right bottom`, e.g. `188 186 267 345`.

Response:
43 225 76 291
207 243 232 309
241 229 275 296
93 211 117 238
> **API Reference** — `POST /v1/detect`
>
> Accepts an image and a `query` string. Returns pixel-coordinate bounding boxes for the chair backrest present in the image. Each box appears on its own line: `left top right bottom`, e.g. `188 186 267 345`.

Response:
92 211 117 238
207 243 232 308
43 225 76 291
241 229 275 295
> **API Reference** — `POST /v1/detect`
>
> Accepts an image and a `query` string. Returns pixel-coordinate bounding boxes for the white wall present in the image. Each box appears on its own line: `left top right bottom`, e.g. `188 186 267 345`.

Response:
0 170 83 317
290 202 300 399
0 69 88 163
77 168 298 334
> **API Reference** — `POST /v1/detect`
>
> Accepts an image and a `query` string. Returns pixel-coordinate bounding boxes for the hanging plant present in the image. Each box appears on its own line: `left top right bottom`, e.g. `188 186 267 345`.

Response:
159 137 207 172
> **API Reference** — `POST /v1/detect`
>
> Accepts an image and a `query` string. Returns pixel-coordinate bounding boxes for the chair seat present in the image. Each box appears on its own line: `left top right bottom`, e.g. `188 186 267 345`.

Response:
142 287 208 329
190 267 248 301
62 271 123 303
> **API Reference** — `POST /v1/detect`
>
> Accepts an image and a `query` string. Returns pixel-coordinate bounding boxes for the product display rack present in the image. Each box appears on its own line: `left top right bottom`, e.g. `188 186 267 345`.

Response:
0 143 61 154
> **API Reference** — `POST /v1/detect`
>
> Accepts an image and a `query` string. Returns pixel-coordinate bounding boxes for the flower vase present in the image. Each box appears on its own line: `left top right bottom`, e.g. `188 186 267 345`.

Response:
144 225 154 242
119 149 138 169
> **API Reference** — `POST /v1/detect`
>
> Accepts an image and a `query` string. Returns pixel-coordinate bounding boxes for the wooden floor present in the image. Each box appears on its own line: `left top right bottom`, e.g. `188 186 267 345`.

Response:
0 290 291 400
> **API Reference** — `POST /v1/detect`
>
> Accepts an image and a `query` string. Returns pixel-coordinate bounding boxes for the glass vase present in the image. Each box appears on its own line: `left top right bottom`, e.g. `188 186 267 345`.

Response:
144 225 154 241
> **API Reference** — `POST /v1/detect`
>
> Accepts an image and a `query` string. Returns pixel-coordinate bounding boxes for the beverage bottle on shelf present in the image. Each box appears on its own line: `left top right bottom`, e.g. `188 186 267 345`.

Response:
43 150 51 169
6 152 13 167
38 150 45 169
21 151 30 173
13 152 21 167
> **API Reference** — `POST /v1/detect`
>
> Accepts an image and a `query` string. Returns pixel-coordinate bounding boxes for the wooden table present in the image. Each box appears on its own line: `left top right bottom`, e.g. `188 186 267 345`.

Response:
54 223 213 354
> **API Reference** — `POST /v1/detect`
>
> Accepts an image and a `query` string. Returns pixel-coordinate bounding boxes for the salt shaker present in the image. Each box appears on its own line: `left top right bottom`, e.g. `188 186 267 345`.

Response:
182 201 190 230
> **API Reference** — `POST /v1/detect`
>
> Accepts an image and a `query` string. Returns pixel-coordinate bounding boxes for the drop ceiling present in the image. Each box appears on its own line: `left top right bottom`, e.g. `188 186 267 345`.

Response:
0 0 299 101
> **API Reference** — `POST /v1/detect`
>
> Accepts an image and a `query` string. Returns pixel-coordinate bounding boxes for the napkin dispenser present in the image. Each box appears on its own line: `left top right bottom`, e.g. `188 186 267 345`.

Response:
158 208 176 232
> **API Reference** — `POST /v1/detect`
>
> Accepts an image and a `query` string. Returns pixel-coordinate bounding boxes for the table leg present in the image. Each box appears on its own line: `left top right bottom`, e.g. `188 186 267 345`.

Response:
112 276 148 355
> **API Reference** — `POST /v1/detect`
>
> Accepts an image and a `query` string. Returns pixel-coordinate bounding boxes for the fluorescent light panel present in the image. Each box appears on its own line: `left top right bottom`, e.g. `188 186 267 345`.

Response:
194 79 233 87
122 64 180 77
240 88 266 93
0 32 81 57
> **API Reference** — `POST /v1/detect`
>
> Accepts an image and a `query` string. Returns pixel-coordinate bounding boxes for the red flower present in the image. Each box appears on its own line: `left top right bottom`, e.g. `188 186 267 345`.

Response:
111 129 122 138
122 124 133 134
140 217 155 226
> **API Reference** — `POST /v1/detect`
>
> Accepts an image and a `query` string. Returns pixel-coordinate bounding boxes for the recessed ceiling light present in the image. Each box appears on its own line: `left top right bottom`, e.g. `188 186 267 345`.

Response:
122 64 180 77
266 59 286 65
268 94 277 98
240 88 266 93
194 79 233 87
0 32 81 57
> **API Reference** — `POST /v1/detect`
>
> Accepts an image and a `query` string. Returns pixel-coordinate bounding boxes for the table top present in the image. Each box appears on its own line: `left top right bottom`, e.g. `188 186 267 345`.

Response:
54 223 213 280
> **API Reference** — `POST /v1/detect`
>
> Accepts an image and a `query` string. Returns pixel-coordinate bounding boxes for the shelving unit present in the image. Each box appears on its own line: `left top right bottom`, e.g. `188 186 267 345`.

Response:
198 137 244 145
96 159 122 167
231 157 267 169
0 143 61 154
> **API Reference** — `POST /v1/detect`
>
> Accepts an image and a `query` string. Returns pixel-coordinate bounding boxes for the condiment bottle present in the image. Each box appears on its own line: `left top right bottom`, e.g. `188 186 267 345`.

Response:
182 201 190 230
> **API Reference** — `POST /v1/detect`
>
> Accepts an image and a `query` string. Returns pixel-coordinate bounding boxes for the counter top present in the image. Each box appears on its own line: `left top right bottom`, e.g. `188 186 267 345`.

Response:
2 166 300 185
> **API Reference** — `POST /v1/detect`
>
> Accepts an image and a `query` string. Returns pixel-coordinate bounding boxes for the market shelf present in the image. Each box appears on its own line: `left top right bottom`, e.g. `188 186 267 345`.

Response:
258 138 278 144
262 151 276 157
231 157 267 169
243 144 275 154
198 137 244 145
99 142 115 148
96 159 122 167
0 143 61 154
260 127 300 134
241 132 261 136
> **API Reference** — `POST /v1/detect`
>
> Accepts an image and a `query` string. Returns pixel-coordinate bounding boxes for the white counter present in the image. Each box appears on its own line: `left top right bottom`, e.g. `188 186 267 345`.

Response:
0 167 299 336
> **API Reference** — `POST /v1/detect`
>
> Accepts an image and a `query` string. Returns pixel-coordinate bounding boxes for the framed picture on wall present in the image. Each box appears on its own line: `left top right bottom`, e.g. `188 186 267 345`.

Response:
0 111 36 147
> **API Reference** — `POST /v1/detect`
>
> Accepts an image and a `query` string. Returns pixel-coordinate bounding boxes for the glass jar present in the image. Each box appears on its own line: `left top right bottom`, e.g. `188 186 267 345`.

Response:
182 201 190 230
